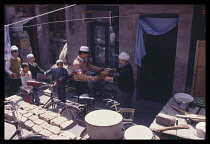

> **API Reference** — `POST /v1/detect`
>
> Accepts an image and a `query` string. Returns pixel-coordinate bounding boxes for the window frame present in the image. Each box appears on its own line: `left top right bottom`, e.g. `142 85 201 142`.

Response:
87 6 119 68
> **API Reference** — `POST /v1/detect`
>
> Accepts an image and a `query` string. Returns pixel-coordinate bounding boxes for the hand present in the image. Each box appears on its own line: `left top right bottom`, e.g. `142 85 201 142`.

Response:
12 73 17 78
99 68 104 72
112 68 116 72
104 77 113 81
21 71 25 76
93 76 101 81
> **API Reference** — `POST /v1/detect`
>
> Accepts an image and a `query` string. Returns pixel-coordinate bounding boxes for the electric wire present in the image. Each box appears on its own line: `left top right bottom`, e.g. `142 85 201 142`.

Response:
8 14 140 29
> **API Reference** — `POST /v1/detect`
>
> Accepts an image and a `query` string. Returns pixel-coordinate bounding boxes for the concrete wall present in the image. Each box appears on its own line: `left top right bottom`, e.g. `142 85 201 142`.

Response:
65 4 87 67
118 4 194 102
35 7 50 67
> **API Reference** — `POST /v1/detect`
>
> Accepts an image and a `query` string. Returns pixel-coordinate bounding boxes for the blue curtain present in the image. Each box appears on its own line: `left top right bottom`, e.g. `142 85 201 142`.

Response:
134 17 178 67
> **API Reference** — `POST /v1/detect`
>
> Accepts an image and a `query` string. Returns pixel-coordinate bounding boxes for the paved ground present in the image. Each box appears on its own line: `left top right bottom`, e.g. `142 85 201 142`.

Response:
4 85 165 140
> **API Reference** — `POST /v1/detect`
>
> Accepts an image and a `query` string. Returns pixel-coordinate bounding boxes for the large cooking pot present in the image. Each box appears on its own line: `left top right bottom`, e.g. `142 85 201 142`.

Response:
85 109 124 139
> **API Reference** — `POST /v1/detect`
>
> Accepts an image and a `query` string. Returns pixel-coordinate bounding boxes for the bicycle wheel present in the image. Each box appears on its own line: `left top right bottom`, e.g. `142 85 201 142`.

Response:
44 102 63 113
65 85 77 97
65 74 78 97
16 90 32 104
22 134 50 140
60 106 84 122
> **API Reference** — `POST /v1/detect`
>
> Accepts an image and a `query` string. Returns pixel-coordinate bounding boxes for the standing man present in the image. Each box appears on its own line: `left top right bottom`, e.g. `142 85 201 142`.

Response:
73 46 103 103
5 45 22 96
104 52 134 108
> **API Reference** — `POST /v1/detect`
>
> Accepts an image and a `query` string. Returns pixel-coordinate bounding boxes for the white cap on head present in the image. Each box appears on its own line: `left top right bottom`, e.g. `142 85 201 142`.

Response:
119 52 130 61
11 45 18 51
56 59 63 64
80 46 89 52
27 54 34 59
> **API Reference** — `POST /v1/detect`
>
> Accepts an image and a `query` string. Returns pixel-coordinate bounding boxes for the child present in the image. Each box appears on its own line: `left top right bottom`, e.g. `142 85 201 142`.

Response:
5 45 22 96
44 60 69 102
20 62 43 105
26 54 45 80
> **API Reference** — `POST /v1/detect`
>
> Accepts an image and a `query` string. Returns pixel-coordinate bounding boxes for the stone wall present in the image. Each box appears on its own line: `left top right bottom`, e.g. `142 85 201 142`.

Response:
35 7 50 67
65 4 88 67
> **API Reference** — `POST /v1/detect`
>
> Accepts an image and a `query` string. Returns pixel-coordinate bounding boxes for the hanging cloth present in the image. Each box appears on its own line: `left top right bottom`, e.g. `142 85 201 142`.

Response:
4 26 11 60
134 17 178 67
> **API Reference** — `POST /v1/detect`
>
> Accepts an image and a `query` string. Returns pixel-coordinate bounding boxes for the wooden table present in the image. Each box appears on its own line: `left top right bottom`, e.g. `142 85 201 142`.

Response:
149 97 205 140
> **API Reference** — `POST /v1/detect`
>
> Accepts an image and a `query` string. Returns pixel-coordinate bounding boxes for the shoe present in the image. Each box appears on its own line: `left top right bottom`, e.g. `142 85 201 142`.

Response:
61 100 66 103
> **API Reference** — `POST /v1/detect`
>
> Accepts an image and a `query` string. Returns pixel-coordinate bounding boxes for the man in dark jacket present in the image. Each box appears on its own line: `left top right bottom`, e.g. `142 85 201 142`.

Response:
104 52 134 108
44 60 69 102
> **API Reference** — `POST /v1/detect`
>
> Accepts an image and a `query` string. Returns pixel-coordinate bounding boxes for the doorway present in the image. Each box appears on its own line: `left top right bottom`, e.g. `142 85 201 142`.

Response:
138 23 178 104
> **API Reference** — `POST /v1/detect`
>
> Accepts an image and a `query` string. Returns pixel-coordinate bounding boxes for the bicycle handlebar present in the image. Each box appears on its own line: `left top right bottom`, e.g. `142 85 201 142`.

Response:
103 98 120 106
4 100 18 106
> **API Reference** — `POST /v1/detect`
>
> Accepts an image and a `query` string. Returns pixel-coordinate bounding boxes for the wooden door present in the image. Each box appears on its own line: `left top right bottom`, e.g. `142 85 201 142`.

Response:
192 40 206 98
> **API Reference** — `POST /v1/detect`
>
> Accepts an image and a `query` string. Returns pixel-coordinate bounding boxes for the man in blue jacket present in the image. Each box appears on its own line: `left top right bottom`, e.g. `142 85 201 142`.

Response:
44 60 69 102
104 52 134 108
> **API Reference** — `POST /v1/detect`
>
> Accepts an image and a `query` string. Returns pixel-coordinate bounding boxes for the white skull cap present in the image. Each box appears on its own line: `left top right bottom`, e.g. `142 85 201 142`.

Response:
56 59 64 64
11 45 18 51
119 52 130 61
80 46 89 52
27 54 34 59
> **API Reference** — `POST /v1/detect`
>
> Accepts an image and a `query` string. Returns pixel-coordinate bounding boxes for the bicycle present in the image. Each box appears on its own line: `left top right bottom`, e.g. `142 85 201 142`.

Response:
16 80 47 105
4 100 49 140
65 72 118 100
60 96 136 128
16 81 63 113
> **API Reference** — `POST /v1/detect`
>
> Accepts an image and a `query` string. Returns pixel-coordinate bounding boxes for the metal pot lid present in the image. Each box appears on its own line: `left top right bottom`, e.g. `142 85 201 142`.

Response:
85 110 123 126
124 125 153 140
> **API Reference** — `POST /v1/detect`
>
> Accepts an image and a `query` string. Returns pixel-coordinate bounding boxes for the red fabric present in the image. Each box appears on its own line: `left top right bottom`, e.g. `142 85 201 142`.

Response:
73 70 87 75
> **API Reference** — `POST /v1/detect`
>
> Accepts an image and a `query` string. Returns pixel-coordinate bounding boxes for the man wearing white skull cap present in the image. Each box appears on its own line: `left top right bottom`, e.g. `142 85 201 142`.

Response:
5 45 22 96
104 52 134 108
73 46 104 103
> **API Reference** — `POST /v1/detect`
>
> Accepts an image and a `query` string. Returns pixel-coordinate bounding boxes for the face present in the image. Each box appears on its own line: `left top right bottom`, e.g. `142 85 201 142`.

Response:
28 57 35 63
119 59 126 66
23 66 29 72
81 53 89 59
57 63 63 69
12 50 19 58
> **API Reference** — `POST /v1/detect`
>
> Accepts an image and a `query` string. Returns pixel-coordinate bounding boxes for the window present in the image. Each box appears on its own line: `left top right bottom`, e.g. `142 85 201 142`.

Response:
87 7 119 68
48 5 66 32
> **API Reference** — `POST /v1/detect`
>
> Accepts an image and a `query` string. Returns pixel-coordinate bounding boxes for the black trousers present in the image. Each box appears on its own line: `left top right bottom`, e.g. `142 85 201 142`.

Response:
120 90 133 108
8 78 21 96
75 81 88 103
